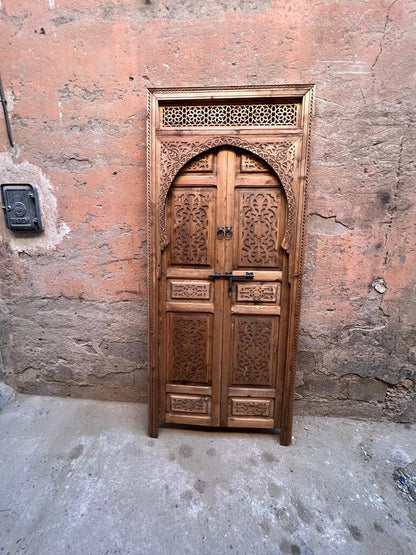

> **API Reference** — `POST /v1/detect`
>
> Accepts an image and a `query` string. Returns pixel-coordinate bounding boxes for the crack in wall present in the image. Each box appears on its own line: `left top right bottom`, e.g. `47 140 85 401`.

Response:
371 0 398 80
308 213 352 236
383 127 408 267
377 124 410 327
310 213 351 229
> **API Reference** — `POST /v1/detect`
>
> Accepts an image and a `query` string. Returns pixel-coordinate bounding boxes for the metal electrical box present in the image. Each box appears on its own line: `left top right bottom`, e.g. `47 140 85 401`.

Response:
1 183 43 232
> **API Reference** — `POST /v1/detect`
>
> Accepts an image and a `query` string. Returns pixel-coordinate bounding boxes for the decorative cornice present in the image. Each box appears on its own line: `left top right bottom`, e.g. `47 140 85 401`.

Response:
158 137 297 251
148 84 314 94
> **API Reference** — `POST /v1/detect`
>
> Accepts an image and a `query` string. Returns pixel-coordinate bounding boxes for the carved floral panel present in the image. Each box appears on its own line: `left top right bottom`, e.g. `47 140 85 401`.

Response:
238 190 281 267
170 313 211 383
170 189 212 266
232 316 275 386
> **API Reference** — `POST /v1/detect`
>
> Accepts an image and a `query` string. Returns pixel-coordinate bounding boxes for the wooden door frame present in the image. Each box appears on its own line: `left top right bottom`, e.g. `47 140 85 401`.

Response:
147 85 315 445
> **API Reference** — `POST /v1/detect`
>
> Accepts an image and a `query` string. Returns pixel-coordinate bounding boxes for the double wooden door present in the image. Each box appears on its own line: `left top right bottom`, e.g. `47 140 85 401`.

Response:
159 147 289 429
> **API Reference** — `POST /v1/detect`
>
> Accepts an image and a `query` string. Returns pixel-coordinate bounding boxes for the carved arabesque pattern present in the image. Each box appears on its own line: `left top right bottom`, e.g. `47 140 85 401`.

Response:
171 281 211 300
241 154 269 172
237 283 279 302
185 154 212 172
239 190 280 267
171 315 209 383
170 190 211 266
159 138 296 251
231 399 271 417
161 103 298 127
169 395 209 414
233 317 274 386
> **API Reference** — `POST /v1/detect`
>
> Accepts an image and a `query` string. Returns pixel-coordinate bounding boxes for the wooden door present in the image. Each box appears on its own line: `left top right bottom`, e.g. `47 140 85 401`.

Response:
159 148 287 430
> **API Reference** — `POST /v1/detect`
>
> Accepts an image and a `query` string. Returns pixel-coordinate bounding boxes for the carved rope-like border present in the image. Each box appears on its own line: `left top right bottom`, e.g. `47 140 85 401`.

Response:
158 137 297 251
283 85 316 444
146 90 155 437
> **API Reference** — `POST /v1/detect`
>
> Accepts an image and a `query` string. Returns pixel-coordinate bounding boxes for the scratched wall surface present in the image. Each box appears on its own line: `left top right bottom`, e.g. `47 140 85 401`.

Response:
0 0 415 419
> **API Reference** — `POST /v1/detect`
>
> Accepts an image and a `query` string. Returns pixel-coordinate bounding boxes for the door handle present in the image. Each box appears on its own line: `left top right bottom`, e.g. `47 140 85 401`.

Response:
225 226 233 239
216 226 225 239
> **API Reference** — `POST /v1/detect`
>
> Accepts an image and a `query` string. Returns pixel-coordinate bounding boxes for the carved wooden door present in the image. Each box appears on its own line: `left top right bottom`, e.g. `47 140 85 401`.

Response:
159 147 287 430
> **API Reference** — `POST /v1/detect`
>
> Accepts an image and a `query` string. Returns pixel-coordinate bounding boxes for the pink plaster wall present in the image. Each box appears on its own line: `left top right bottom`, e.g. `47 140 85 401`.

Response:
0 0 415 419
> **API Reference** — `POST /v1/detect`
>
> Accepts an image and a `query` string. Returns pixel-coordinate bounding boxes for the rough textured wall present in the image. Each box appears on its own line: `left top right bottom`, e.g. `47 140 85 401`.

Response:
0 0 415 418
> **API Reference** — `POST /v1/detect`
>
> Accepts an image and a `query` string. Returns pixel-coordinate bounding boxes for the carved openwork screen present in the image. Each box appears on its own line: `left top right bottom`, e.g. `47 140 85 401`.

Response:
161 102 299 127
147 86 315 445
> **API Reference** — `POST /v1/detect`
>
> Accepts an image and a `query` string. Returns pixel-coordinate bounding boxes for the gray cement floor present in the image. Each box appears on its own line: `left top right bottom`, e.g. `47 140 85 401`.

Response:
0 394 415 555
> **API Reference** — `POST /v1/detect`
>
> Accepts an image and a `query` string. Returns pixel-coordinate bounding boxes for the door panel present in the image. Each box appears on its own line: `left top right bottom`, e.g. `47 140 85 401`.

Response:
169 187 216 267
168 312 213 384
235 189 282 268
230 315 278 387
161 148 287 429
222 150 285 427
161 151 225 426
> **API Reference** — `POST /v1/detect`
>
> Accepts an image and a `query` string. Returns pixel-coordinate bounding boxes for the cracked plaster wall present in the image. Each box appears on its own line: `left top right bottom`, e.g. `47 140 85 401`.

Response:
0 0 415 420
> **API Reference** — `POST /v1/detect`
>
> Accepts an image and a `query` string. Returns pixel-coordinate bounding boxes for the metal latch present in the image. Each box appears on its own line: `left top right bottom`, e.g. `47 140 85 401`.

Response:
208 271 254 296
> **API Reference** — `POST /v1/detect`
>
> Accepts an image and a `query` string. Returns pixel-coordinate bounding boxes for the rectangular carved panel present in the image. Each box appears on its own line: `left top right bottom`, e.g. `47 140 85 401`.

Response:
236 283 280 303
168 394 210 414
169 313 212 384
170 280 211 300
170 188 214 266
237 189 281 268
230 398 273 417
231 315 277 386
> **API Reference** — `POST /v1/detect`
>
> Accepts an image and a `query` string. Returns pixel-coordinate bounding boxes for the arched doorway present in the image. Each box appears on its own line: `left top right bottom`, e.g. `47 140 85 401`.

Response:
158 147 289 430
147 85 315 445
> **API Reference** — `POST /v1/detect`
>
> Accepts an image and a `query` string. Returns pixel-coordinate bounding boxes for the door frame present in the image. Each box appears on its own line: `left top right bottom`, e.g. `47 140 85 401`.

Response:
147 85 315 445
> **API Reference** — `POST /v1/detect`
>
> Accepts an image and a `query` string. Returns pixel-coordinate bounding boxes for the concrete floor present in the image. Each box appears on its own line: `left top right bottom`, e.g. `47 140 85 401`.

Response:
0 394 415 555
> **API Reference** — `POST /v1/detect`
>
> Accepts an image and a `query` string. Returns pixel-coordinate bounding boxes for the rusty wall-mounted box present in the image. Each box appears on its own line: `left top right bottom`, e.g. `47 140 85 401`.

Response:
1 184 43 232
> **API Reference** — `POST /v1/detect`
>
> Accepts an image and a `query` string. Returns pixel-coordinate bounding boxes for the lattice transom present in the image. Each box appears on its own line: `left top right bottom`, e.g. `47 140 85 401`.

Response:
161 103 298 127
